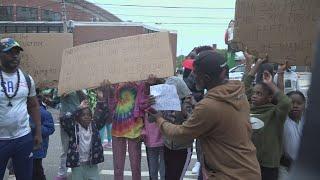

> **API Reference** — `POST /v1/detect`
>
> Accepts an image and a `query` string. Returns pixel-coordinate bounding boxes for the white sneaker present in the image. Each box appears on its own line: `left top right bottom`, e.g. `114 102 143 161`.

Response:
192 161 201 174
8 174 16 180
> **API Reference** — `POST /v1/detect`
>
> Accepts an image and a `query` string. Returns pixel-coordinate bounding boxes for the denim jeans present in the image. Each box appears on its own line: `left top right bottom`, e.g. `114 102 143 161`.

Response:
146 146 165 180
72 164 99 180
57 127 69 177
0 133 34 180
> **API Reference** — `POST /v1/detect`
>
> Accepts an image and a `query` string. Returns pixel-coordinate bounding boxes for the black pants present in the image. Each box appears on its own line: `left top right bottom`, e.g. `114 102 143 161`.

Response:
33 159 46 180
261 166 278 180
164 146 192 180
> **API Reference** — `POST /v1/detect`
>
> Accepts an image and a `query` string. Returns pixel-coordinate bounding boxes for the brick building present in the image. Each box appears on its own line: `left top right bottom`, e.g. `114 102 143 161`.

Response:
0 0 121 22
0 0 177 59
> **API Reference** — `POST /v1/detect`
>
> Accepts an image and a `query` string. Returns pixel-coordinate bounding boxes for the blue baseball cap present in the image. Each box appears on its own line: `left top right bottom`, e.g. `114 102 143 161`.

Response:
0 38 23 52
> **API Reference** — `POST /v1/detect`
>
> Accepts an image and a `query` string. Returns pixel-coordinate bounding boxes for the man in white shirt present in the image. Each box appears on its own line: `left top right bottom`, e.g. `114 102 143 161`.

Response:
0 38 42 180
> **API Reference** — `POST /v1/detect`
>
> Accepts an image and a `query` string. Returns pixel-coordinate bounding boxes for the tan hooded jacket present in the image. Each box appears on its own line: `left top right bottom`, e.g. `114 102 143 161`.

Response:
158 80 261 180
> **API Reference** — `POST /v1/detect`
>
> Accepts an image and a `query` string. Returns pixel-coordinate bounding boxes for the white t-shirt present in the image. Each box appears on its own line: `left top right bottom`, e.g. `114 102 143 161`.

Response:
0 69 36 140
283 116 304 160
78 123 93 163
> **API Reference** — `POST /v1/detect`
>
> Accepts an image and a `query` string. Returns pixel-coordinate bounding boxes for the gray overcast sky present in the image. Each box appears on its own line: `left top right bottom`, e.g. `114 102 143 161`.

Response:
88 0 236 55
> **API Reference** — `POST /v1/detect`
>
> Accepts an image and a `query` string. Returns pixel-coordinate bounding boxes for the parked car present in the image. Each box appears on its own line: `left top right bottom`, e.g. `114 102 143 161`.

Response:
229 64 245 81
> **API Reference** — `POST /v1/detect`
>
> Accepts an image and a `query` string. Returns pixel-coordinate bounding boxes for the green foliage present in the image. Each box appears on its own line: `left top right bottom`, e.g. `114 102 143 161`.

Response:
216 49 228 57
176 55 185 68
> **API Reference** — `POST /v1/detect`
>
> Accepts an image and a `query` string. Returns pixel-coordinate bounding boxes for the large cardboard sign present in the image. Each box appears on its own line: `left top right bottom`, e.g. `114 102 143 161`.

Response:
58 32 174 95
0 33 73 87
234 0 320 66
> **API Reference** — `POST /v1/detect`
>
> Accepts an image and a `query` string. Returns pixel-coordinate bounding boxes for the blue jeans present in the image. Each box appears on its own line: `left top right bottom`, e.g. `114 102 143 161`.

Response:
0 133 34 180
72 164 99 180
146 146 165 180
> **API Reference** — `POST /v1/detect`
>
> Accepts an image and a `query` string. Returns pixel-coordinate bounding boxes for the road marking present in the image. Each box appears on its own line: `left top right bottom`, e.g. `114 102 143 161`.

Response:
67 169 197 179
103 150 197 159
99 170 197 178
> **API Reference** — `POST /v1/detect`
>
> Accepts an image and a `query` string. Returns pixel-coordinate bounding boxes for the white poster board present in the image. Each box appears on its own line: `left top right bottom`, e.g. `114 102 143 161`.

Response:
150 84 181 111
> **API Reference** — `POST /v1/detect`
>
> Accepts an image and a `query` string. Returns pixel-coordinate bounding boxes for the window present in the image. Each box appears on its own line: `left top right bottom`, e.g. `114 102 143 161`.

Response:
26 26 38 33
41 10 61 21
16 7 38 21
49 26 61 32
0 6 13 21
38 26 49 33
5 26 16 33
16 26 27 33
0 26 5 33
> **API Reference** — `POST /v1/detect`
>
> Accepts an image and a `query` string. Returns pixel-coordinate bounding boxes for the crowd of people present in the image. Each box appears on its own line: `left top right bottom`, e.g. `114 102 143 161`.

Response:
0 37 307 180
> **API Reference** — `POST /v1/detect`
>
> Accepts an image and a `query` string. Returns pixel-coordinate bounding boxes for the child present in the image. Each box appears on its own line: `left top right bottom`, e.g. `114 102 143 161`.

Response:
142 76 166 180
29 97 55 180
279 91 306 180
243 58 291 180
161 76 194 180
108 81 147 180
60 97 109 180
108 78 157 180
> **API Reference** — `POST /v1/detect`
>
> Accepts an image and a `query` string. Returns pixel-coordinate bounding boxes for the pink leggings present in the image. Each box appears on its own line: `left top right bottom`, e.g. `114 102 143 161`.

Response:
112 136 141 180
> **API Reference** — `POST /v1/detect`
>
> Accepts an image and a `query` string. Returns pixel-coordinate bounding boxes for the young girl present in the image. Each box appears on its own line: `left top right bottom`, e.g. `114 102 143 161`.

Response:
108 81 148 180
279 91 306 180
60 97 109 180
142 76 166 180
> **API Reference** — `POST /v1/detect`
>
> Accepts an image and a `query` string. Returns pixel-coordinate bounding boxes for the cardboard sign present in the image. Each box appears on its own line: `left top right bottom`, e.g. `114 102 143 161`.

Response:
0 33 73 87
58 32 174 95
234 0 320 66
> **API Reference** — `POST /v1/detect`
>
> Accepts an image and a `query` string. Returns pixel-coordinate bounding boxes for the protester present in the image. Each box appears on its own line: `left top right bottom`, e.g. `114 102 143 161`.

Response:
279 91 306 180
60 89 109 180
55 91 87 180
30 92 55 180
101 124 113 148
108 81 149 180
148 50 261 179
87 88 112 149
183 71 204 178
243 57 291 180
0 38 42 180
142 76 166 180
225 20 235 49
160 76 194 180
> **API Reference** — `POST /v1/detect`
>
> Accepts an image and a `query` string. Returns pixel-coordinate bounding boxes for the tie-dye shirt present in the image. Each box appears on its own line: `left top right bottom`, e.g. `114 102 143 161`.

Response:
109 82 146 139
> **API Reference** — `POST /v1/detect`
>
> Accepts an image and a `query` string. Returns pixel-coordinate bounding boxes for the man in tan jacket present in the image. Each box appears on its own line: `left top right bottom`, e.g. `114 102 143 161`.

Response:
147 50 261 180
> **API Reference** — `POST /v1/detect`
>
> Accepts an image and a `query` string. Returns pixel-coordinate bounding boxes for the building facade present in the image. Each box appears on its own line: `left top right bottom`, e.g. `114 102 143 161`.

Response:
0 0 121 22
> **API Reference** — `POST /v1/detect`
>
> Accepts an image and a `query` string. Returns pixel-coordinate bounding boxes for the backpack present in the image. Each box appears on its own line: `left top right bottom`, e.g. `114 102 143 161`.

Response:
21 70 31 96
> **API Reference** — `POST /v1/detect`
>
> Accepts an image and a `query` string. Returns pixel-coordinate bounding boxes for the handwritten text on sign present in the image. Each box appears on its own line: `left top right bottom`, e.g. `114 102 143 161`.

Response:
150 84 181 111
234 0 320 66
58 32 174 95
0 33 73 87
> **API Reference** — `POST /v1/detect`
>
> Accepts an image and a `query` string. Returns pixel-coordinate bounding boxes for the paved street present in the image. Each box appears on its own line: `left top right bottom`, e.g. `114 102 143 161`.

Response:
4 107 198 180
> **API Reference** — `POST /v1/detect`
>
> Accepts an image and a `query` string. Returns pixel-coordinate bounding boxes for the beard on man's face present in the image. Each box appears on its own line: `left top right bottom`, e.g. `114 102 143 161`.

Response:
1 57 20 71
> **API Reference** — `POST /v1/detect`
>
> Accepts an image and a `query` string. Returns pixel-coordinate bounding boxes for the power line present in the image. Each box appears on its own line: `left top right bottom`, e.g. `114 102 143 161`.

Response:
92 2 234 10
140 22 228 25
63 9 231 25
114 13 231 20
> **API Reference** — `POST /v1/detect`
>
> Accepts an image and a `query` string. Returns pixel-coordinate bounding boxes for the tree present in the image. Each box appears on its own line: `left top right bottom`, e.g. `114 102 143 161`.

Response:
176 55 185 69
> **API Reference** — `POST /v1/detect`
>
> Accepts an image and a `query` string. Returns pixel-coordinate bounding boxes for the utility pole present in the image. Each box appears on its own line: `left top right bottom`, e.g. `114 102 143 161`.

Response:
61 0 67 32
